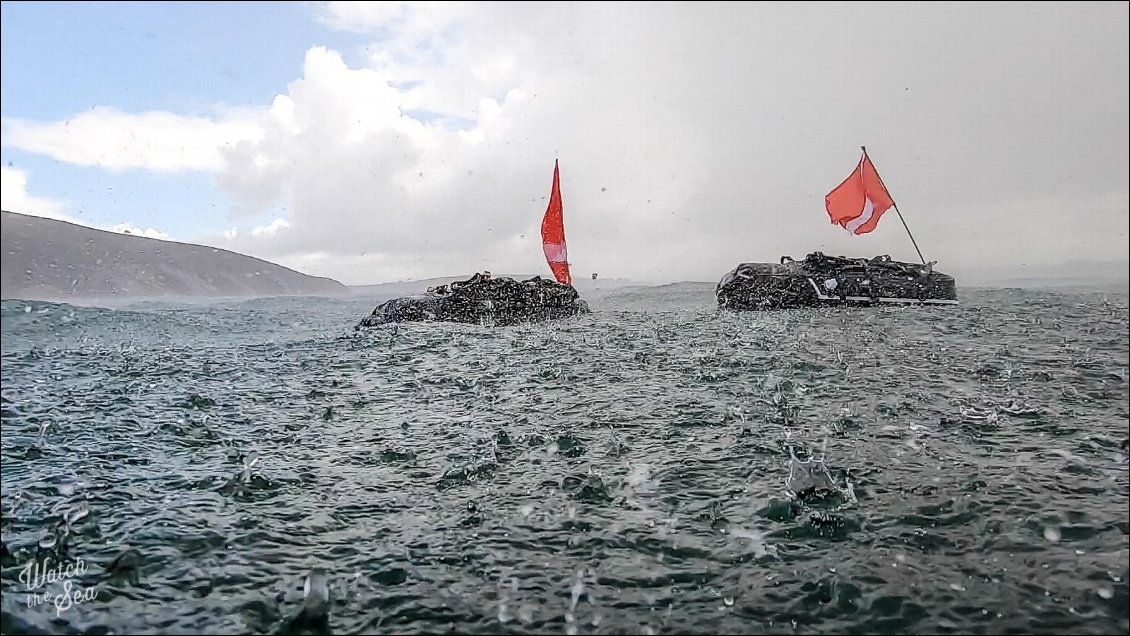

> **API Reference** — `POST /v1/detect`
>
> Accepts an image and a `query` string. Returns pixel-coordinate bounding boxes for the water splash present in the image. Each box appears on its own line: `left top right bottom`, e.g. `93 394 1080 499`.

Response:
564 568 587 634
1043 526 1062 543
302 567 330 622
497 576 517 624
785 448 842 500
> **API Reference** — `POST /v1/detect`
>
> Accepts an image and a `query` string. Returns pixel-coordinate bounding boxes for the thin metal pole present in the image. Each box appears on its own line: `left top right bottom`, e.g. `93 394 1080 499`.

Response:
862 145 926 264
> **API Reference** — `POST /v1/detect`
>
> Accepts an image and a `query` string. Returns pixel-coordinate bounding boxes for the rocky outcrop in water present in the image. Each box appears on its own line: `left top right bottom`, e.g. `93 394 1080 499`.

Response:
717 252 958 310
357 274 590 327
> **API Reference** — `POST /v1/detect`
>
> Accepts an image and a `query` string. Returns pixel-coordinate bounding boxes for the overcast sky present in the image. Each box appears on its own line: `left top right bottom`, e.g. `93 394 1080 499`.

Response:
2 2 1127 284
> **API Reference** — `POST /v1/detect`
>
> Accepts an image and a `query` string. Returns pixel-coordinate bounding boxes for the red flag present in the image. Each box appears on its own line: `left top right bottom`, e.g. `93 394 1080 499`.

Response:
825 152 894 235
541 159 572 285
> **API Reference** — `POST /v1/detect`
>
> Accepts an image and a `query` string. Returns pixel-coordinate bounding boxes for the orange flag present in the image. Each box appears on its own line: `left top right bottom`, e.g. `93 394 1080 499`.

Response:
541 159 572 285
825 152 894 235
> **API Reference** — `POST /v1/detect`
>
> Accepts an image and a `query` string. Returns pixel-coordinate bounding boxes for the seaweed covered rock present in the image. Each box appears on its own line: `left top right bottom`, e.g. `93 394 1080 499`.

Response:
357 275 590 327
717 252 958 310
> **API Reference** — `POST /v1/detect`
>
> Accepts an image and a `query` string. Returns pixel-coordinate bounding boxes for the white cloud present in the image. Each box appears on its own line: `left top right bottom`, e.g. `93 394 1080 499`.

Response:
215 3 1130 283
0 166 75 222
110 223 172 240
316 1 466 38
7 3 1130 284
250 218 291 237
2 107 262 172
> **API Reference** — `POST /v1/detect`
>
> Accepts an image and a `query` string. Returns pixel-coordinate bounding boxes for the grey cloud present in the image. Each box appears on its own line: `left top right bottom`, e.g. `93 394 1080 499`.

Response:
16 2 1130 284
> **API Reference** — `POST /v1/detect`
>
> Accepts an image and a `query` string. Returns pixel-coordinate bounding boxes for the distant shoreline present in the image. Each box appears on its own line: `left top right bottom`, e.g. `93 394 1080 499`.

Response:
2 210 347 302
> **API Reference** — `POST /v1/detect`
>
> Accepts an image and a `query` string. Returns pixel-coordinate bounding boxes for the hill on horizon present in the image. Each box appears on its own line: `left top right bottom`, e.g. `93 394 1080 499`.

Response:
1 210 347 302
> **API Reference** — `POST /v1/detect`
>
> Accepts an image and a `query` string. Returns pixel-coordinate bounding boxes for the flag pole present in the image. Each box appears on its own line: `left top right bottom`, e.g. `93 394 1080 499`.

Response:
862 145 927 264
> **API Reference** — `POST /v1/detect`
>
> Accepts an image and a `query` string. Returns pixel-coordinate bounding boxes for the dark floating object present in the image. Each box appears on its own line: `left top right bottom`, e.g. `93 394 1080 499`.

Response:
105 547 144 586
717 252 958 311
359 160 588 328
357 274 590 328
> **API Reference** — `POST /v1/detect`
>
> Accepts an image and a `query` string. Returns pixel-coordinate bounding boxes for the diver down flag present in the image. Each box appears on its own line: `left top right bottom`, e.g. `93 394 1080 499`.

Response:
825 152 895 235
541 159 572 285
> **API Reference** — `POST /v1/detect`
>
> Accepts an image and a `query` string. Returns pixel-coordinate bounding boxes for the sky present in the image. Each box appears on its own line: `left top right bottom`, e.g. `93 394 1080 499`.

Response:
1 1 1127 285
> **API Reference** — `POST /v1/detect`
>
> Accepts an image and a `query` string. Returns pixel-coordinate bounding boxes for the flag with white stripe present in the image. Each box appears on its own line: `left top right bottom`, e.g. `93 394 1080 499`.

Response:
825 152 894 235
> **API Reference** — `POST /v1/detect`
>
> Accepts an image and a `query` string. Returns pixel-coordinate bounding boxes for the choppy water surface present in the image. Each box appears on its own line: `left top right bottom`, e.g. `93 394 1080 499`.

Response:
2 285 1127 635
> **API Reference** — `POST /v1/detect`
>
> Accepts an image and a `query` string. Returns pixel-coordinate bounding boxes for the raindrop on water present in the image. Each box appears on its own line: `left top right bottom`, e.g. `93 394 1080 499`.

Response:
1043 526 1061 543
66 502 90 526
38 531 57 550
